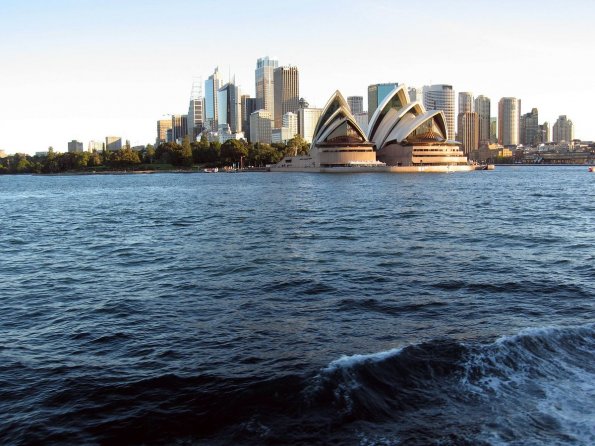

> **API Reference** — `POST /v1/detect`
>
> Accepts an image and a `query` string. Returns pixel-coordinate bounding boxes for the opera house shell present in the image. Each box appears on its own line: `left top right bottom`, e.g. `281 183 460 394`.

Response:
271 86 485 173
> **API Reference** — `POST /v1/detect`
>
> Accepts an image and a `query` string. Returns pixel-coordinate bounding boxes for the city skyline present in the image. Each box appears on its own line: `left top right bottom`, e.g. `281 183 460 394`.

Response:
1 0 594 154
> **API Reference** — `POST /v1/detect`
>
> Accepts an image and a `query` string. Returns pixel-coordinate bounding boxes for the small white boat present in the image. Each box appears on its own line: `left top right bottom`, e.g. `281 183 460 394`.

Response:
203 167 218 173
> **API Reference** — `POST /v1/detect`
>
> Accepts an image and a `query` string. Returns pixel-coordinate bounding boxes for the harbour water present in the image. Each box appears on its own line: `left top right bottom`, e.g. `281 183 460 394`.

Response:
0 167 594 445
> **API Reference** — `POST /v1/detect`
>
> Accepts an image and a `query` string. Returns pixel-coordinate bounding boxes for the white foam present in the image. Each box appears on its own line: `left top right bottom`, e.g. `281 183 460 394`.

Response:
324 347 404 373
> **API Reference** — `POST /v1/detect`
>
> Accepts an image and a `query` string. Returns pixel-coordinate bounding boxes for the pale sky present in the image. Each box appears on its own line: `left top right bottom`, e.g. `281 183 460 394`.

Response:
1 0 594 154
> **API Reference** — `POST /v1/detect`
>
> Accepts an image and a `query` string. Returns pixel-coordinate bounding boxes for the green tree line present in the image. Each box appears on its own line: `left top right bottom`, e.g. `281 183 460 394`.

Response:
0 135 310 174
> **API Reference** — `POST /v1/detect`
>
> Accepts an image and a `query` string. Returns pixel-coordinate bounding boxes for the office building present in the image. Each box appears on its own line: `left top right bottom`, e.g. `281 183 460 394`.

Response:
354 111 368 134
457 112 479 155
88 140 103 152
520 108 539 146
67 140 83 153
283 112 298 139
297 107 323 143
217 83 242 134
156 119 172 144
105 136 122 151
423 84 455 140
553 115 574 143
171 115 188 142
204 67 221 131
250 109 273 144
490 117 497 143
255 56 278 117
498 97 521 146
241 95 258 141
474 95 491 146
273 66 299 128
408 87 422 103
188 79 204 139
538 122 550 144
347 96 364 114
368 83 399 120
458 92 473 114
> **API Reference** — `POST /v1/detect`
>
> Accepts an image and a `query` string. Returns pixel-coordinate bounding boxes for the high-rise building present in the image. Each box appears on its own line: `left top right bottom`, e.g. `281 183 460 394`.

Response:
188 79 204 139
273 66 299 128
457 112 479 155
553 115 574 143
241 95 258 141
255 56 278 117
171 115 188 142
67 140 83 153
498 97 521 146
520 108 539 146
368 83 399 120
474 95 491 146
217 83 241 134
347 96 364 114
250 109 273 144
156 119 172 144
297 107 323 144
538 122 550 144
105 136 122 151
204 67 221 131
423 84 455 140
458 92 474 114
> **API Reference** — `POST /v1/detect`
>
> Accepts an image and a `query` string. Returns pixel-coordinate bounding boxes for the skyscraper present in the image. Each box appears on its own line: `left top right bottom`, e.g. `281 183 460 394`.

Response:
423 84 455 140
67 140 83 153
458 92 473 114
498 97 521 146
171 115 188 142
347 96 364 114
241 95 258 141
204 67 221 131
457 112 479 155
368 83 398 120
105 136 122 151
273 66 299 128
408 87 422 103
255 56 278 117
187 78 204 139
553 115 574 143
474 95 491 146
520 108 539 146
217 83 241 134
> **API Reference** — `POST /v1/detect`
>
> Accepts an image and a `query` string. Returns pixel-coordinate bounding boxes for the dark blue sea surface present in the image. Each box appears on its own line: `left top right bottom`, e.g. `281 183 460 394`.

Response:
0 166 594 445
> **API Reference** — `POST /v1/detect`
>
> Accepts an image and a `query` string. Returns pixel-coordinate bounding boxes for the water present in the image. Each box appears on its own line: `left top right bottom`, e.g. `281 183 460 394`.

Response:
0 166 593 445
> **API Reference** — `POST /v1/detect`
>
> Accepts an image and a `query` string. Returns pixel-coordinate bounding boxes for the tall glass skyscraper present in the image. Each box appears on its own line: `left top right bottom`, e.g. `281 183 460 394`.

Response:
204 67 221 131
217 83 241 134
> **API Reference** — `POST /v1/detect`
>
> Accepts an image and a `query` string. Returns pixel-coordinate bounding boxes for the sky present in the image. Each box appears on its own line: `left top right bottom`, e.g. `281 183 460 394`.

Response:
1 0 594 154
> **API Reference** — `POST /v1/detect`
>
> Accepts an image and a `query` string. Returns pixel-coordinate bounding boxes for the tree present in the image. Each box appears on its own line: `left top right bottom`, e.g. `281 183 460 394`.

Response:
287 134 310 156
144 144 155 164
42 147 59 173
220 139 248 166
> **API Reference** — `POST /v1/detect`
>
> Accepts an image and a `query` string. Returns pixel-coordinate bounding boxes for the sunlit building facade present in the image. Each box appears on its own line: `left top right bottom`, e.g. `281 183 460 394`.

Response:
553 115 574 143
297 107 323 143
498 97 520 146
255 56 278 118
273 66 299 128
474 95 491 146
423 84 455 140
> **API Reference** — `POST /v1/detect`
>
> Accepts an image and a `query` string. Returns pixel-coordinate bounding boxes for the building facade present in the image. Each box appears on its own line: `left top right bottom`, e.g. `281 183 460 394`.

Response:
204 67 221 131
423 84 455 140
498 97 520 146
241 95 258 141
250 109 273 144
156 119 172 144
347 96 364 114
553 115 574 143
255 56 278 118
457 112 479 155
520 108 539 146
67 140 83 153
171 115 188 142
474 95 491 146
217 83 242 134
297 107 323 144
458 92 474 114
105 136 122 151
273 66 299 128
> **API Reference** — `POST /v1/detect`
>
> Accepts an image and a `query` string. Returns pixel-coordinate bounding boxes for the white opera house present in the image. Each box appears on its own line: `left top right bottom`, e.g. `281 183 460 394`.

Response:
270 85 490 173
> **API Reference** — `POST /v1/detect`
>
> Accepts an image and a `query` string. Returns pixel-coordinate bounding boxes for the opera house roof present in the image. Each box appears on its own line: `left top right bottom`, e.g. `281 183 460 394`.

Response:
367 85 451 148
